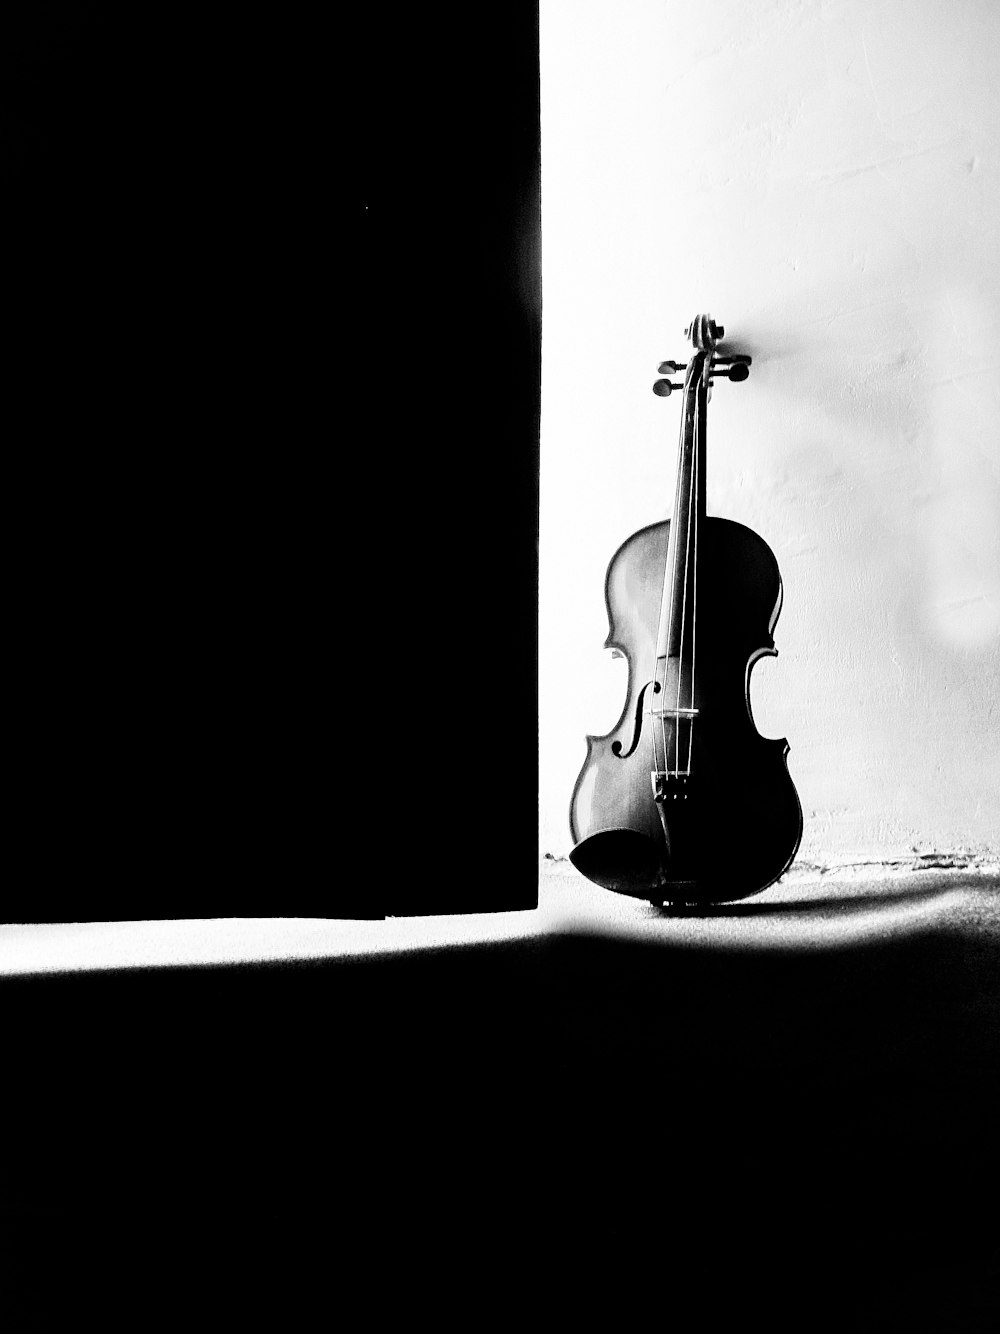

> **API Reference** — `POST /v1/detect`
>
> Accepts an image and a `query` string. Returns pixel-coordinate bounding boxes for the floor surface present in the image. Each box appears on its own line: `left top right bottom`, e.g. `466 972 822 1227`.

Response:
1 861 996 973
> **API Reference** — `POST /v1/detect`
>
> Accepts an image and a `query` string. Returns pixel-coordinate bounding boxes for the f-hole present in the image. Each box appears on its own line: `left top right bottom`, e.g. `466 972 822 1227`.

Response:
612 680 661 758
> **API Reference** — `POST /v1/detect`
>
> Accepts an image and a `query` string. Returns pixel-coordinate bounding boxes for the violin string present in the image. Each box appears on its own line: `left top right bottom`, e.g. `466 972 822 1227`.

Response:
674 350 705 777
663 359 695 778
653 362 691 783
674 385 697 779
687 380 701 777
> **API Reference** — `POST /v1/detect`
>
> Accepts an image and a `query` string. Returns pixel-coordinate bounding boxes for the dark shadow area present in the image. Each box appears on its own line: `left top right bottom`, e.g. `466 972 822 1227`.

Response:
4 2 539 922
3 916 998 1324
534 923 1000 1321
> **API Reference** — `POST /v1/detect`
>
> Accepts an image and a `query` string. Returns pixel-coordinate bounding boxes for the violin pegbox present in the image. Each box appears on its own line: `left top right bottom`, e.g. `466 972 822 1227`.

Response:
653 315 752 396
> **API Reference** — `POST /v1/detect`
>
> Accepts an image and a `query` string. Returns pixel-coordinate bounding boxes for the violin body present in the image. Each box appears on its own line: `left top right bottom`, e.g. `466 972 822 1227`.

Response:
569 517 802 903
568 315 802 905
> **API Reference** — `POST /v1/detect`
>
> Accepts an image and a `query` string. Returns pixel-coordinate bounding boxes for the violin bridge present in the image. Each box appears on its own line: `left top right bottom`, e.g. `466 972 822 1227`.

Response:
650 771 691 802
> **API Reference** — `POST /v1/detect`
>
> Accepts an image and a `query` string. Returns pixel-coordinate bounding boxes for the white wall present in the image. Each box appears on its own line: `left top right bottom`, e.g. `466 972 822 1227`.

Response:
540 0 1000 865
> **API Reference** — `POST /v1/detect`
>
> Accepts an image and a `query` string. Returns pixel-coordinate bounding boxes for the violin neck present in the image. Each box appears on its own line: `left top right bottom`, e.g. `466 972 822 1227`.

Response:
658 357 708 660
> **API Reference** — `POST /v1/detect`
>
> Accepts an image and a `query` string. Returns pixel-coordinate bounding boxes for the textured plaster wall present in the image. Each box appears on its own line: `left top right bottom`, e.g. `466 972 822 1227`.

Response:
539 0 1000 865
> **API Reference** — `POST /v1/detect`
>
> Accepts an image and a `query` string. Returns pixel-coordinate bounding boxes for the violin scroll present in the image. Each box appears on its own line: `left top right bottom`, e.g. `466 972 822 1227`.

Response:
684 314 723 347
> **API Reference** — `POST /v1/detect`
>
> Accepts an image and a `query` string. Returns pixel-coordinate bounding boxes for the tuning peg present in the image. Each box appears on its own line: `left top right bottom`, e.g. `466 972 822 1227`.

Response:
652 379 683 396
712 354 751 366
710 321 725 340
657 360 685 374
709 362 750 384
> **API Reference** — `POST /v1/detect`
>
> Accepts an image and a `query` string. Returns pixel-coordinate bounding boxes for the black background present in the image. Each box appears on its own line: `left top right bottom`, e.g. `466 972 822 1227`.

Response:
5 4 539 920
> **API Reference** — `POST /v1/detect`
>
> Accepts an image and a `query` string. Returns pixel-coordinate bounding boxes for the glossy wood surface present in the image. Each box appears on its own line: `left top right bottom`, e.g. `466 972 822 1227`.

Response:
569 516 802 903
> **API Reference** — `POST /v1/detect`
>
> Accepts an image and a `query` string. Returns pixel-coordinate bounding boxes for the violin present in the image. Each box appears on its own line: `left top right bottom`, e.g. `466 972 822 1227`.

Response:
569 315 802 906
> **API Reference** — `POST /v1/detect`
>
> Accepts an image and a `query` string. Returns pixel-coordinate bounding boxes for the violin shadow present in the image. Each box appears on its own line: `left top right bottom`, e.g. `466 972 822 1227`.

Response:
656 884 956 918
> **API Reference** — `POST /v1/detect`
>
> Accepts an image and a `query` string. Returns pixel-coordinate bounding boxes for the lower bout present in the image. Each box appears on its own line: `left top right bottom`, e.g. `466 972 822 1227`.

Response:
569 771 802 904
